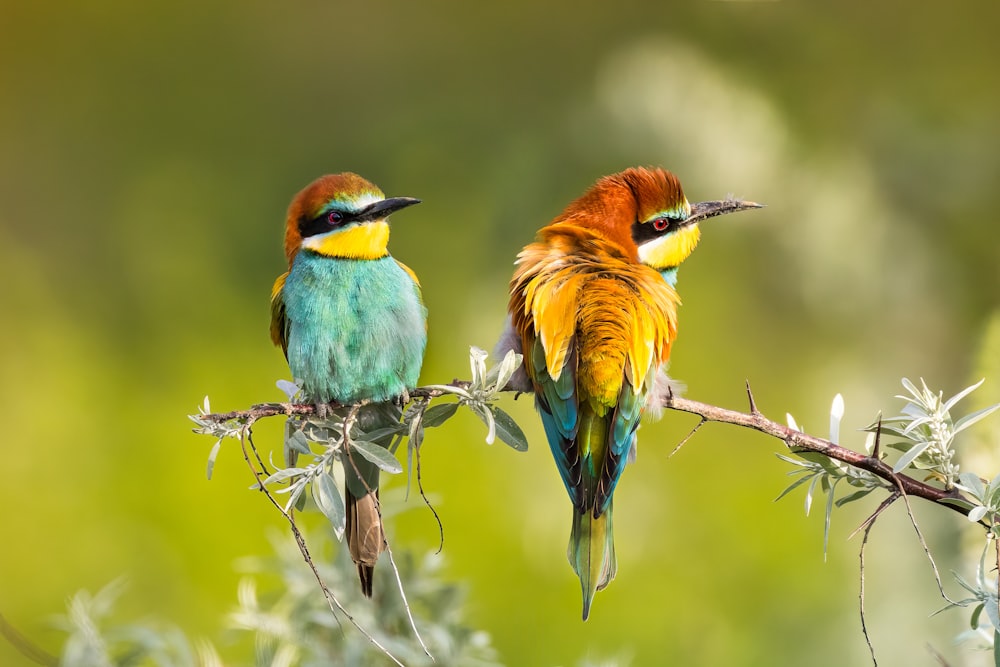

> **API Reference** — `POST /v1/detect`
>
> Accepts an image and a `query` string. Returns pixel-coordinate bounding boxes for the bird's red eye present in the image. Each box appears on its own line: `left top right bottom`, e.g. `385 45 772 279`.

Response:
652 217 669 231
327 211 344 225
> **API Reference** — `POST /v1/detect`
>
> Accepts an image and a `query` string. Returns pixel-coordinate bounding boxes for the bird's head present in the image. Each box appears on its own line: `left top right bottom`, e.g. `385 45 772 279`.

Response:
282 173 420 263
620 167 762 284
561 167 760 285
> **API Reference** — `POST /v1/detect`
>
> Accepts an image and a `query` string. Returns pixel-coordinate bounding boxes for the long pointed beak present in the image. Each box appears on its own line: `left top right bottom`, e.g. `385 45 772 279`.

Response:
681 198 763 228
358 196 421 222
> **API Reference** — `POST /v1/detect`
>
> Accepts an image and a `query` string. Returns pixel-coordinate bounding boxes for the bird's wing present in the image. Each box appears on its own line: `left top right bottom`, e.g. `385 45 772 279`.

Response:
509 245 583 503
594 270 679 511
270 271 289 358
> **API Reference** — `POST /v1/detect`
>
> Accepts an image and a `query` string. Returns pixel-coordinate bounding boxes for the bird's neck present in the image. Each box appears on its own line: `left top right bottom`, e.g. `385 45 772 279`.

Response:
659 267 679 287
302 221 390 260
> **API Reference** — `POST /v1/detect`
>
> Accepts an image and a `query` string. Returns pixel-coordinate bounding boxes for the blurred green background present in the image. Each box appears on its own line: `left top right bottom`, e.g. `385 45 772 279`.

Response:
3 1 1000 665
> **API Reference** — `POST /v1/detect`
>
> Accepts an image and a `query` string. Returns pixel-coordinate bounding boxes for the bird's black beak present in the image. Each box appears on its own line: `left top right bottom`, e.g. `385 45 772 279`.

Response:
357 196 421 222
680 199 763 228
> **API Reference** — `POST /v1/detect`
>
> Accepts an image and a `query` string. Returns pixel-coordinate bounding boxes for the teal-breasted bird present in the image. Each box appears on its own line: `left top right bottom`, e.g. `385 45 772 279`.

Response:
270 173 427 596
498 167 760 619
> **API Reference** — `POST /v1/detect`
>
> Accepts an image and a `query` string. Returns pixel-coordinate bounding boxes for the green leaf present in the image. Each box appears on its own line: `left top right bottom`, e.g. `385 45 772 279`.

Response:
361 424 406 444
350 440 403 474
423 402 459 428
835 488 874 507
774 472 817 503
972 602 984 629
993 630 1000 667
491 407 529 452
286 428 311 455
313 471 346 539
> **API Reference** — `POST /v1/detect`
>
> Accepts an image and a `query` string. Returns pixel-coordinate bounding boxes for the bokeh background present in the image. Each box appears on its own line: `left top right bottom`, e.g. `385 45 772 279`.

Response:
3 1 1000 665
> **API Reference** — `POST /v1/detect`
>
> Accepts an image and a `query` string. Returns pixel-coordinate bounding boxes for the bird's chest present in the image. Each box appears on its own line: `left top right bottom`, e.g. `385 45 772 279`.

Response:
282 254 425 402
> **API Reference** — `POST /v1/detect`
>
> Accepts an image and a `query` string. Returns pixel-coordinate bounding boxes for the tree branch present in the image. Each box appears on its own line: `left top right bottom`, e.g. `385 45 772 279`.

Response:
660 392 971 516
195 382 974 517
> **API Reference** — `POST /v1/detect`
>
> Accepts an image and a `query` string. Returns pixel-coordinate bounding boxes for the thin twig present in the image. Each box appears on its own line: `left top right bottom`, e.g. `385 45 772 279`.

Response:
341 407 432 661
0 613 57 666
858 498 890 667
239 424 405 667
383 542 433 661
414 428 445 554
889 474 959 606
668 417 706 458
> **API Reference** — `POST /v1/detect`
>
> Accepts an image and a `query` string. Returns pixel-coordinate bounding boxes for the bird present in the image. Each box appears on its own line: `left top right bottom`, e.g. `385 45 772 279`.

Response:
498 167 760 619
270 172 427 597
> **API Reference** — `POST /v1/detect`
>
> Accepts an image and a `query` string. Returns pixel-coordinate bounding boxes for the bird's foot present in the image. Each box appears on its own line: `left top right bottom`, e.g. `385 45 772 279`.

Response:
394 389 411 407
314 401 332 420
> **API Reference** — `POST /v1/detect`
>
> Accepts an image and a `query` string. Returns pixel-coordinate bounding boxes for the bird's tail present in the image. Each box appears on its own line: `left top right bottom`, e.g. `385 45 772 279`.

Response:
344 448 384 598
568 501 617 621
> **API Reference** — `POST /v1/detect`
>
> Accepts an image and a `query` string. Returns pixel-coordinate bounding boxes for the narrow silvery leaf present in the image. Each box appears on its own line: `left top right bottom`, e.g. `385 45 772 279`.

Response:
969 506 989 522
954 404 1000 435
805 475 820 516
203 395 211 414
943 378 986 413
491 350 522 393
362 424 406 443
468 403 496 444
893 440 933 473
958 472 987 500
829 394 844 444
206 438 222 480
900 377 920 400
774 473 816 502
283 480 306 513
823 478 837 560
276 379 299 401
350 440 403 474
491 406 529 451
835 488 874 507
313 472 346 539
786 413 800 431
863 432 876 454
470 346 488 388
422 384 475 400
261 467 308 486
422 402 459 428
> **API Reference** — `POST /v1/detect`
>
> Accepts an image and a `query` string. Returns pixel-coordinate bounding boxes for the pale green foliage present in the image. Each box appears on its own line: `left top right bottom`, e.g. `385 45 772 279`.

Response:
778 379 1000 660
938 541 1000 657
51 536 500 667
53 579 202 667
876 378 1000 487
777 395 890 558
229 533 501 667
423 347 528 450
189 348 529 544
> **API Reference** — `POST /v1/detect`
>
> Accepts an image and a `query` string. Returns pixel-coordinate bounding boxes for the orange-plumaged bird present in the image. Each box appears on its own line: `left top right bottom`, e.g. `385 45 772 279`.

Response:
497 167 760 619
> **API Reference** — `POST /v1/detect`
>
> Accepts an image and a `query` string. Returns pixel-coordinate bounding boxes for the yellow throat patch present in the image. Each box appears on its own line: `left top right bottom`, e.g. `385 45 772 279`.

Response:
303 221 390 259
637 224 701 269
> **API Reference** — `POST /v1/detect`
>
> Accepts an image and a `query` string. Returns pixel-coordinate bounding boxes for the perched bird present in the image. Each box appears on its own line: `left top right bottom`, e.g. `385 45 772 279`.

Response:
499 167 760 619
270 172 426 597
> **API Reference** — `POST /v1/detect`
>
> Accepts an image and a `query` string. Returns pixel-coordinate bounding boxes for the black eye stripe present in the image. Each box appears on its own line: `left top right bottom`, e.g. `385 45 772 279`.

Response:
299 209 357 239
631 217 681 245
